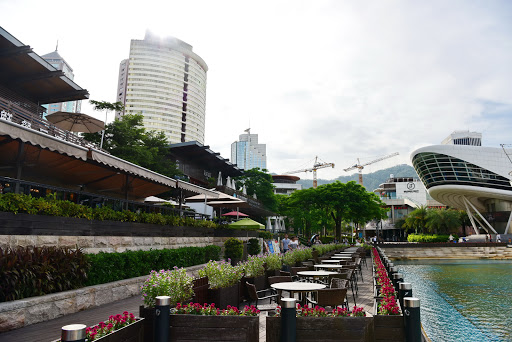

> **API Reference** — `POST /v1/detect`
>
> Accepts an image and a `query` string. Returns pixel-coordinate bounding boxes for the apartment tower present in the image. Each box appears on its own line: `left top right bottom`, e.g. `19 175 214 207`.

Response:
116 31 207 144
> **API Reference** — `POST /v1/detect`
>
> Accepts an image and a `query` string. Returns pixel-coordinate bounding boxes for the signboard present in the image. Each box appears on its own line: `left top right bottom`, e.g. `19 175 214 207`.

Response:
267 240 274 254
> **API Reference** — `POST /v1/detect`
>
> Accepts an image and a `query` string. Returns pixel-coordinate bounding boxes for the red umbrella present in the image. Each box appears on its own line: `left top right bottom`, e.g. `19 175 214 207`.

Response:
221 211 249 217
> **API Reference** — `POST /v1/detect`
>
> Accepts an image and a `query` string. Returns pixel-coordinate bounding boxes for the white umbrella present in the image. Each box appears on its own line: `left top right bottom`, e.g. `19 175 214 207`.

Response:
266 217 272 231
242 185 247 195
253 193 257 199
226 176 232 189
45 111 105 133
217 171 223 186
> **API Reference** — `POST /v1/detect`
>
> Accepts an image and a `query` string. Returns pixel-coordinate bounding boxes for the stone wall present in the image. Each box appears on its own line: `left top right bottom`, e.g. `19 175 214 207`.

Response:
0 235 256 254
0 263 206 332
381 245 512 260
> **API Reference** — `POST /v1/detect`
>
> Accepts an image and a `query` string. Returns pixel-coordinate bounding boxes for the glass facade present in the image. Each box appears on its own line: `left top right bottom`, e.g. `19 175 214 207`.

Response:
412 152 512 191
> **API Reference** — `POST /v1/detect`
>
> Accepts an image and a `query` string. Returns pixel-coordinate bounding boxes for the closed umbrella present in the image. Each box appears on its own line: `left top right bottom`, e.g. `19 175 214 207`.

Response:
45 111 105 133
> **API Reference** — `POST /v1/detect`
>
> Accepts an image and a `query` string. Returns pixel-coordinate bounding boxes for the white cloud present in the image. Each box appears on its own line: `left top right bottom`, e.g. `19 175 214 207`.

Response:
1 0 511 181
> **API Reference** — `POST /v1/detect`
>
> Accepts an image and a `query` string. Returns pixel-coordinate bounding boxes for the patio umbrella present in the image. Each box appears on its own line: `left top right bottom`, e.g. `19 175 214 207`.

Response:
226 176 232 189
228 218 265 230
45 111 105 133
222 211 249 217
217 171 223 186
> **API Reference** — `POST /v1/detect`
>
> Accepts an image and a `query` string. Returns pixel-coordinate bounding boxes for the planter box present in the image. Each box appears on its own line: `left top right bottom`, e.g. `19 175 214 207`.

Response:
169 314 259 341
207 282 240 309
52 318 144 342
265 269 280 287
266 315 374 342
373 315 405 342
193 276 209 304
246 274 266 291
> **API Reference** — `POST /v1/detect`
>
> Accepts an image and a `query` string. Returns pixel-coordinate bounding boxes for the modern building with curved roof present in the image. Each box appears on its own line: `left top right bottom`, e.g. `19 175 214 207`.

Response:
411 131 512 234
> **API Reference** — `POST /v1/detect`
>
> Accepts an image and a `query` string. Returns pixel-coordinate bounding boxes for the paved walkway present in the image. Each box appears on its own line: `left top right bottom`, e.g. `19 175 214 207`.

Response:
0 252 374 342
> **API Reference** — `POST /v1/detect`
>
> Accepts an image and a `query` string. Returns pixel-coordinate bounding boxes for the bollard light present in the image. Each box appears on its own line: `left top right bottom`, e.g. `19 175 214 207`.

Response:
392 272 403 291
281 298 296 342
61 324 86 342
404 297 421 342
399 282 413 310
155 296 171 342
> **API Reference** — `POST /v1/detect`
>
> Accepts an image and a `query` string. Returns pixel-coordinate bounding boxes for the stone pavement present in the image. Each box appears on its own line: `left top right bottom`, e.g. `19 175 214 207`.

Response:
0 254 374 342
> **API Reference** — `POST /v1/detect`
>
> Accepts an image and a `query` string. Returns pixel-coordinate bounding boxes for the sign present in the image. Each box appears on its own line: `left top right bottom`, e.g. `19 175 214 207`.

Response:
267 240 274 254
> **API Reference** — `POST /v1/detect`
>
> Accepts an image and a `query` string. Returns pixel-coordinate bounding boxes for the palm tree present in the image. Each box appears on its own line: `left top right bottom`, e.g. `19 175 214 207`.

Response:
404 205 429 234
425 209 461 234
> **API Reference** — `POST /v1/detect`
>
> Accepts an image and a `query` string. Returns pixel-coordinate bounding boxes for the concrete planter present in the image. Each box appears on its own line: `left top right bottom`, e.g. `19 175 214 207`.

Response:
266 315 374 342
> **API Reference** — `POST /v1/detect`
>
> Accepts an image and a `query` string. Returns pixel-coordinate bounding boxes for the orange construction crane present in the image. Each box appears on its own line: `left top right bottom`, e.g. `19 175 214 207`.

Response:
285 156 335 188
344 152 399 187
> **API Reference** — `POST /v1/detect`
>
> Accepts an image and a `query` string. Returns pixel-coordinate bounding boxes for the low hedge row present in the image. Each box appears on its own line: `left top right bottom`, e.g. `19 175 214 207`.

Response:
0 193 217 228
0 244 221 302
85 245 221 286
0 246 89 302
407 233 457 243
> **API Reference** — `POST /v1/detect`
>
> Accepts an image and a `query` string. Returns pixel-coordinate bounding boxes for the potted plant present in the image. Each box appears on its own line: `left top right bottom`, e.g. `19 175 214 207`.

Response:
247 238 261 256
169 303 259 342
198 260 243 309
266 305 373 342
242 254 266 293
224 237 243 265
139 267 194 341
264 253 282 278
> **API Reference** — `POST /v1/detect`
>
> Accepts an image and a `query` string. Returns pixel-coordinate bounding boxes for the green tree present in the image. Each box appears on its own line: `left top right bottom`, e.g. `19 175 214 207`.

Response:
404 205 429 234
425 208 461 234
89 100 125 149
235 168 277 211
83 113 180 178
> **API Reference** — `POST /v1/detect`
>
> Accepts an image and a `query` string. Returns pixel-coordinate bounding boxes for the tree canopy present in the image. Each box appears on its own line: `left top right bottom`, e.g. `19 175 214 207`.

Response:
235 168 277 211
83 113 180 178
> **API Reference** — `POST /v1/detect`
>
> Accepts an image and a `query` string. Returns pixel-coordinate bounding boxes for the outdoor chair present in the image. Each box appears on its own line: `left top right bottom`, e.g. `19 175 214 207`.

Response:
279 270 291 277
268 276 293 303
245 282 278 310
329 276 354 306
291 266 309 281
306 288 348 310
358 251 368 268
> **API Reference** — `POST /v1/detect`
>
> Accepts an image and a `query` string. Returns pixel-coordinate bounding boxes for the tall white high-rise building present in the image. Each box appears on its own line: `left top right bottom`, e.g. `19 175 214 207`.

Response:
231 129 267 170
116 31 207 144
41 49 82 117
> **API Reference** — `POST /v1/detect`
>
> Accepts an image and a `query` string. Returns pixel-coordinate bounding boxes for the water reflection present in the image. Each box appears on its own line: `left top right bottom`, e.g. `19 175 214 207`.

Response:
395 260 512 342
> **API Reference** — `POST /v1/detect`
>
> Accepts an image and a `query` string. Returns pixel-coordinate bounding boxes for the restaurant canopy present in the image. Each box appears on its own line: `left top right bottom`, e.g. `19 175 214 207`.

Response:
0 119 218 200
228 218 265 230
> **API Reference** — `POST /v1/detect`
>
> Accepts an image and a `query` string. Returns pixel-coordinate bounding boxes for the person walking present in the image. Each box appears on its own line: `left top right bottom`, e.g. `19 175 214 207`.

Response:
281 234 291 253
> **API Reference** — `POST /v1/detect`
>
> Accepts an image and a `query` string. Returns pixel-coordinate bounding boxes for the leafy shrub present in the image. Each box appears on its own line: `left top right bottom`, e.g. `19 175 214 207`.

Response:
407 234 456 243
247 238 261 256
263 253 282 271
223 238 243 260
242 255 266 277
319 236 334 244
0 246 89 302
85 245 220 286
198 260 243 289
258 231 273 240
141 268 194 307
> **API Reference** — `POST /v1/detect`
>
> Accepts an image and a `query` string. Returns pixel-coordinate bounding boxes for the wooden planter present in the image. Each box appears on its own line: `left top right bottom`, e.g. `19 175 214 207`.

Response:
265 269 280 287
193 276 209 304
169 314 259 341
246 274 266 291
373 315 405 342
207 282 240 309
266 315 374 342
57 318 144 342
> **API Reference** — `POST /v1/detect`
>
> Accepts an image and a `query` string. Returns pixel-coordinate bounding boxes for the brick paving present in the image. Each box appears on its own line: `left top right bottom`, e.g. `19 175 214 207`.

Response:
1 251 375 342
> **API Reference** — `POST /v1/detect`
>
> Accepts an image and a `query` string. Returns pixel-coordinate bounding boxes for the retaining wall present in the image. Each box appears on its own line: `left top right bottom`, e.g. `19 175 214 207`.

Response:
380 244 512 260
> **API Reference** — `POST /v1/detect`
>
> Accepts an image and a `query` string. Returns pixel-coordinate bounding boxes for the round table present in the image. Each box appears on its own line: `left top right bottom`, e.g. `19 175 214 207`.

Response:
322 259 342 263
297 270 337 281
314 264 346 270
271 281 326 304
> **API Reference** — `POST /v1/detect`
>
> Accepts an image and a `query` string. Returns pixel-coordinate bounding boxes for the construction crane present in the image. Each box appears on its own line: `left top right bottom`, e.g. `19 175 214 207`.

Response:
344 152 399 187
285 156 335 188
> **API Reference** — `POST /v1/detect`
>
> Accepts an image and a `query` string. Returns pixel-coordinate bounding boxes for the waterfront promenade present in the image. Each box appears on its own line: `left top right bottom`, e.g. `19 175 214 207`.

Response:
0 255 375 342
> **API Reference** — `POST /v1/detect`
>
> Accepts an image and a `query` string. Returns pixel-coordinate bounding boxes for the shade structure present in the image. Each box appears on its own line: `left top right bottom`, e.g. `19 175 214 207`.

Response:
222 211 249 217
228 218 265 230
46 111 104 133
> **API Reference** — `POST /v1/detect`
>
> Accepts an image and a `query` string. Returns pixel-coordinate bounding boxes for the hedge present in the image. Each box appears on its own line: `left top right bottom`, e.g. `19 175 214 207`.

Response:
85 245 221 286
0 193 217 228
407 234 458 243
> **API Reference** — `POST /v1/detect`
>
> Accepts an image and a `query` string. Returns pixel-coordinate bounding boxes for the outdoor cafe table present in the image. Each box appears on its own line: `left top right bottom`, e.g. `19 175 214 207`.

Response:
297 270 336 282
271 281 326 305
314 264 347 271
322 259 343 264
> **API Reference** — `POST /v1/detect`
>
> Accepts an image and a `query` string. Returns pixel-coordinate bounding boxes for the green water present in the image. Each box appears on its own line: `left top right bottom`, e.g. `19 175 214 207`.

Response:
395 260 512 342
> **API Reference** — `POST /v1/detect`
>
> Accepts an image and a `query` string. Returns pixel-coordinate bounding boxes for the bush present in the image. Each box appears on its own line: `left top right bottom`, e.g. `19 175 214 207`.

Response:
247 238 261 256
223 237 243 260
258 231 273 240
141 268 194 307
407 234 457 243
0 246 90 302
85 245 220 286
319 236 335 244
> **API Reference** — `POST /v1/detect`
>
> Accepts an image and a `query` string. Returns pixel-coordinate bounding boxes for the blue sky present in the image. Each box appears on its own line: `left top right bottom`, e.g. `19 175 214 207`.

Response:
1 0 511 180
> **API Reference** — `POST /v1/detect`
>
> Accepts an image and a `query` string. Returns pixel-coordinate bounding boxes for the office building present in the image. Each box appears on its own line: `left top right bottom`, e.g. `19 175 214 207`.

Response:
116 31 207 144
231 129 267 170
411 131 512 234
41 49 82 117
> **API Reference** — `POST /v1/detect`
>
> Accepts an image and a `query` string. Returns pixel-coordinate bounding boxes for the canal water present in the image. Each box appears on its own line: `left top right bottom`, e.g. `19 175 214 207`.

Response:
395 260 512 342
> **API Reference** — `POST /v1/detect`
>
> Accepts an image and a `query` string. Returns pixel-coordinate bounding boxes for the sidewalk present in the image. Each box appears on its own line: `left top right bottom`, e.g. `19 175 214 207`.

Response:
1 254 374 342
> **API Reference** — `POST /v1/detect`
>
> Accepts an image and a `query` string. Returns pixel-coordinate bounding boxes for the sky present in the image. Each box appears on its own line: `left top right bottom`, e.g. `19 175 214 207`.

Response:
1 0 511 180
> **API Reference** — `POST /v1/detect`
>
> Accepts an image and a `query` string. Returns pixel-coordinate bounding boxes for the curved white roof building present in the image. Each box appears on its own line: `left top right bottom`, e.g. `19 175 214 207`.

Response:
411 132 512 234
116 31 207 144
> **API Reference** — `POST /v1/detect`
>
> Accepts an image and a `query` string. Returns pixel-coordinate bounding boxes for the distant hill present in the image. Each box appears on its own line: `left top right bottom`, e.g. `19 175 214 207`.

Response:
297 164 418 191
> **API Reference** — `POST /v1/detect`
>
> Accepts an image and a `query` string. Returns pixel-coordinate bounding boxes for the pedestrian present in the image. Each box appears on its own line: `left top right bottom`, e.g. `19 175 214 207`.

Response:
281 234 290 254
288 236 299 250
449 234 454 243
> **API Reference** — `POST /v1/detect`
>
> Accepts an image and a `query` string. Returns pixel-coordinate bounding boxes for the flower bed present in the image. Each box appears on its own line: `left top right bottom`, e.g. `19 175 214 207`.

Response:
267 305 373 342
170 303 259 342
371 248 405 342
54 312 143 342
